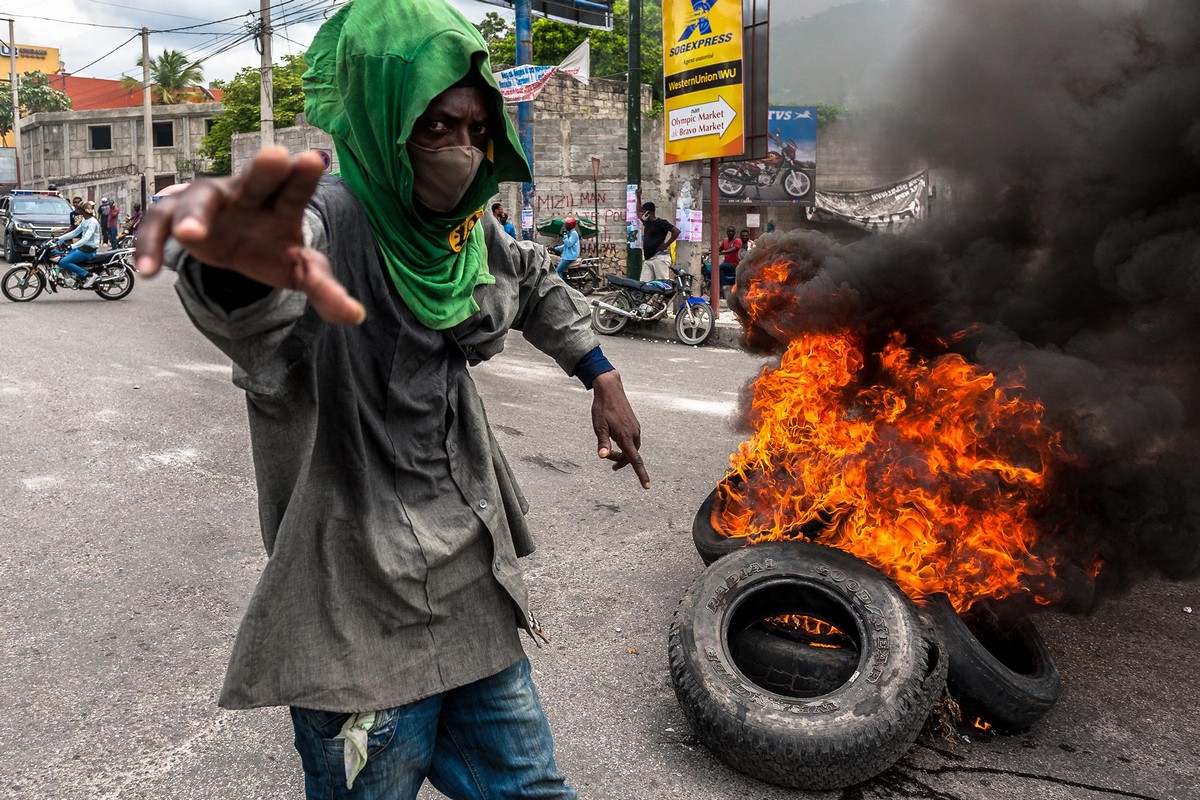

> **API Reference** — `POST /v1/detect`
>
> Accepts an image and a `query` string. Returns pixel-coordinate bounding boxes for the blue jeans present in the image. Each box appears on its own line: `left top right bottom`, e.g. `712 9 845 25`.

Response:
58 248 93 279
555 256 572 279
290 659 576 800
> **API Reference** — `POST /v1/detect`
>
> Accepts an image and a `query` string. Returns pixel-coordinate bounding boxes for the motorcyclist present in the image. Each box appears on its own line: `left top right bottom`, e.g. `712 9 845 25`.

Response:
54 200 102 288
553 217 581 279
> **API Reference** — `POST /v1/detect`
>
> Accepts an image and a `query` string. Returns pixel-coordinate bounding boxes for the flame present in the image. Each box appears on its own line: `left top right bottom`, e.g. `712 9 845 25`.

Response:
972 717 993 733
718 263 1068 612
766 613 844 639
764 614 848 648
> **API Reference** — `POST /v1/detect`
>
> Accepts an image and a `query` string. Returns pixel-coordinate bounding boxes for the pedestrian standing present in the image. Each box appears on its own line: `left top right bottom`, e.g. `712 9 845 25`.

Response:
134 1 649 797
501 211 517 239
107 200 121 247
98 197 112 246
637 201 680 281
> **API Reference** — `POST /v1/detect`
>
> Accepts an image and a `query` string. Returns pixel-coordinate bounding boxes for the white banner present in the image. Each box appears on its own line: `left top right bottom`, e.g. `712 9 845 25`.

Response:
808 171 929 233
494 64 557 103
558 39 590 84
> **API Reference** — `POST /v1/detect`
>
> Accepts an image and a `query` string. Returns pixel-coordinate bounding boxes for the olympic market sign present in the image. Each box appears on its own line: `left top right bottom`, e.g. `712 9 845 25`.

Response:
662 0 745 164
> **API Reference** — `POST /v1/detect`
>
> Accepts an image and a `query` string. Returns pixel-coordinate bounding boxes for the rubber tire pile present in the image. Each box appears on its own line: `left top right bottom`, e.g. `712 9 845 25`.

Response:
668 487 1063 790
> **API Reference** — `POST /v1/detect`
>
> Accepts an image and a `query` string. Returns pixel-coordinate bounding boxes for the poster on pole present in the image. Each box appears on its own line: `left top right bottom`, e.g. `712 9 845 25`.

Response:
662 0 746 164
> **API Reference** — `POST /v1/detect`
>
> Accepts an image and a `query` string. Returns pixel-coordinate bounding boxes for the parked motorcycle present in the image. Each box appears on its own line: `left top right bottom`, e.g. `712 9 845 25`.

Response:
2 243 137 302
561 256 601 295
590 265 715 346
717 134 813 199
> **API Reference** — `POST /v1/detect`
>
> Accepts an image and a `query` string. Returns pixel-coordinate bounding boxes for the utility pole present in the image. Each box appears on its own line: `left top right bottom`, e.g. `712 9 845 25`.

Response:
626 0 642 279
8 19 21 189
516 0 533 239
259 0 274 149
141 27 153 209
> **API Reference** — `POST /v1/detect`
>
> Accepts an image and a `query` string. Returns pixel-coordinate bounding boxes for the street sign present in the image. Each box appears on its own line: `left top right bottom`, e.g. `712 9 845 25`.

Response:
662 0 746 164
478 0 614 30
667 97 738 142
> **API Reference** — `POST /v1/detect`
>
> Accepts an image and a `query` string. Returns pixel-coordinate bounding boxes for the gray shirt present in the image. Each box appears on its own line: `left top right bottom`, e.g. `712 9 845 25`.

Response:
171 178 598 711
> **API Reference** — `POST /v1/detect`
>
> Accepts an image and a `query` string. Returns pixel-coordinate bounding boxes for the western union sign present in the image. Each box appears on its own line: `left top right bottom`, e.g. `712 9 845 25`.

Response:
662 0 745 164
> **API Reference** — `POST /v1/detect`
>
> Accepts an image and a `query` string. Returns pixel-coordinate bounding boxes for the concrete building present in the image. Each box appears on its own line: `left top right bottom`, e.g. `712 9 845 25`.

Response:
15 102 222 214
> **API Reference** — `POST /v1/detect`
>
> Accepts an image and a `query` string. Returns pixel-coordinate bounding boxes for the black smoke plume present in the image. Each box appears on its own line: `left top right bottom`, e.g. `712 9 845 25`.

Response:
731 0 1200 605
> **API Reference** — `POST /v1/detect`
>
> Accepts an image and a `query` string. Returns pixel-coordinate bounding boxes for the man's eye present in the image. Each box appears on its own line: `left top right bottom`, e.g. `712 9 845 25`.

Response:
470 124 488 136
426 120 448 133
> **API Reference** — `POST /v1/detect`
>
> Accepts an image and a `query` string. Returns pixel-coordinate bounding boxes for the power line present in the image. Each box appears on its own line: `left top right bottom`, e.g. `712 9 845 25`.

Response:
70 33 141 77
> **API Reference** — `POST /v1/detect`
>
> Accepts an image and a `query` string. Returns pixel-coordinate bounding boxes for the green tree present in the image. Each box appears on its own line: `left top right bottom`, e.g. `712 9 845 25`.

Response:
0 71 73 136
200 54 307 175
474 11 513 63
479 2 665 102
121 49 205 104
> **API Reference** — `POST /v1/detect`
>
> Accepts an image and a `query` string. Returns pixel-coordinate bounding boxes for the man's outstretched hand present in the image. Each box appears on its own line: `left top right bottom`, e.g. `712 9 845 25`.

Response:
134 147 365 326
591 370 650 489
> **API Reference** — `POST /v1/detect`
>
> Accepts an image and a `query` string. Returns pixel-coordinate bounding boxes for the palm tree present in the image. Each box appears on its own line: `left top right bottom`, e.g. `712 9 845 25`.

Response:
122 49 206 104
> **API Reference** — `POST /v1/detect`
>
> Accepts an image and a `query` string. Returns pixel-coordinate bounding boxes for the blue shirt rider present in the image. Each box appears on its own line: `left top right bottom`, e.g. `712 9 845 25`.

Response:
55 200 102 288
553 217 581 278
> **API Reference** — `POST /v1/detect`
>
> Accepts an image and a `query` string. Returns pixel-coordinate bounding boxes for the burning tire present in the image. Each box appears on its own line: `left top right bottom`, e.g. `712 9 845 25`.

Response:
728 623 861 697
925 594 1061 732
691 484 828 565
668 542 947 790
692 485 750 565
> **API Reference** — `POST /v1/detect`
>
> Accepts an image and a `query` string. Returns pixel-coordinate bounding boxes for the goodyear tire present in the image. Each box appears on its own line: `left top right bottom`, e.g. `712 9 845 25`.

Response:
925 594 1061 732
668 542 947 791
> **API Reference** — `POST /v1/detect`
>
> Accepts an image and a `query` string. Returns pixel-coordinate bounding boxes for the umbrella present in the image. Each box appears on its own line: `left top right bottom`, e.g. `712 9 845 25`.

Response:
537 216 598 238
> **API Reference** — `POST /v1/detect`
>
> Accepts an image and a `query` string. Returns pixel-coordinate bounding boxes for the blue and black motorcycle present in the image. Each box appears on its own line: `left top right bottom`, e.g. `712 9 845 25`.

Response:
590 265 715 346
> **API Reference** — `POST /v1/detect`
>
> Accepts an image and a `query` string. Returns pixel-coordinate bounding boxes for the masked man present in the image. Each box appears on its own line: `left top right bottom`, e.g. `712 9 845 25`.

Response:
134 1 647 797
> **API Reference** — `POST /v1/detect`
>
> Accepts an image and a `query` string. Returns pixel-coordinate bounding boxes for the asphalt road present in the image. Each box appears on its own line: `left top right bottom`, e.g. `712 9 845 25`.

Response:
1 273 1197 800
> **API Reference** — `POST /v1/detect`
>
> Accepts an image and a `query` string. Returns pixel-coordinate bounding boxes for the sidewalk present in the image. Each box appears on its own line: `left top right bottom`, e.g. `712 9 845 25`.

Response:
635 306 744 349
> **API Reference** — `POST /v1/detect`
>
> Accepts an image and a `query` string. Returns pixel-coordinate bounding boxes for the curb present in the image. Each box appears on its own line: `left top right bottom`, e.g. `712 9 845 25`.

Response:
624 317 744 349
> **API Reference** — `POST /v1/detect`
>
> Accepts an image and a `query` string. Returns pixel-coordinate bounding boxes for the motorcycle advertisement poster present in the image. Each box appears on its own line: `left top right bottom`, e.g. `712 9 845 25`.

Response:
712 105 818 206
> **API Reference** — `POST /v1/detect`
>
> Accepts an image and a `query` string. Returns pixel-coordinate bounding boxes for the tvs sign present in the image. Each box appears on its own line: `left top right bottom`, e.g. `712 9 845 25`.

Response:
662 0 745 164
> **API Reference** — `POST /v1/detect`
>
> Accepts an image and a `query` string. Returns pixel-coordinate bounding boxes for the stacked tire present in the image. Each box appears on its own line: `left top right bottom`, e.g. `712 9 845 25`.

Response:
669 542 947 790
669 487 1063 790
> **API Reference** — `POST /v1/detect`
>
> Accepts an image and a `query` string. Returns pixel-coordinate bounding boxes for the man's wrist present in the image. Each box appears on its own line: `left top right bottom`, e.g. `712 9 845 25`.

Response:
572 346 616 390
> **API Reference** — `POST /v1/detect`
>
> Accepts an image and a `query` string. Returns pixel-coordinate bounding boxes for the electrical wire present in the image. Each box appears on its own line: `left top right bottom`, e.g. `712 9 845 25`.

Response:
69 33 141 77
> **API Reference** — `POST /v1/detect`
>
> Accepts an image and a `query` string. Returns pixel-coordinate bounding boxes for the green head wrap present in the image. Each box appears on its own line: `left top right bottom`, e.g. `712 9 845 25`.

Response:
304 0 532 330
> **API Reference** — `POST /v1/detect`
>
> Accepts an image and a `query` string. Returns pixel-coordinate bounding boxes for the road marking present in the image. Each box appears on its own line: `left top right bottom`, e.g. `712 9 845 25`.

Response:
173 362 232 374
22 475 62 490
628 390 735 416
138 448 199 469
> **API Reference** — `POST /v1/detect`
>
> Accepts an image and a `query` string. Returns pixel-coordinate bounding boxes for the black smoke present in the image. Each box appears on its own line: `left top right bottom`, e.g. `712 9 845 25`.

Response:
731 0 1200 605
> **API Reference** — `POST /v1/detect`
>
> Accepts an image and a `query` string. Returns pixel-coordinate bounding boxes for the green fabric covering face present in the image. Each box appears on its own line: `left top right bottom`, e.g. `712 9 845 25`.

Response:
304 0 532 330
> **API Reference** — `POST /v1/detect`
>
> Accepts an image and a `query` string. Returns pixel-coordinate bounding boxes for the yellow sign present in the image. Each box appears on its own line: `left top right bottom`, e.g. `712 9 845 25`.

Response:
0 42 63 149
662 0 745 164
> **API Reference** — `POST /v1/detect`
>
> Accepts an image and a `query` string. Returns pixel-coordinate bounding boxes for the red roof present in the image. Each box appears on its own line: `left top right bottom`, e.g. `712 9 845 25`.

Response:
49 74 222 110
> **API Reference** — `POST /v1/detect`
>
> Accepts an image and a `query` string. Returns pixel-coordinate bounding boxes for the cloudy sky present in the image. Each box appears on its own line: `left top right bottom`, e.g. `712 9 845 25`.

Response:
0 0 512 85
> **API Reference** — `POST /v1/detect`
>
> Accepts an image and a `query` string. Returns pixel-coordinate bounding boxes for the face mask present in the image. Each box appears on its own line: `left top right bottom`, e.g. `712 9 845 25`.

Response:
407 142 486 213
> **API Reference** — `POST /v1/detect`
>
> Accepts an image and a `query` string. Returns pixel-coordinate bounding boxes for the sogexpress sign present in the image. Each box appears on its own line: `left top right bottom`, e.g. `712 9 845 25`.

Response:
663 0 745 164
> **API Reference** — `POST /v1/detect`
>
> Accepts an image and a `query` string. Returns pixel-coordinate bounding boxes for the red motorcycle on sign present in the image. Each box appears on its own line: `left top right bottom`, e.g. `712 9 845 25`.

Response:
717 132 814 200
